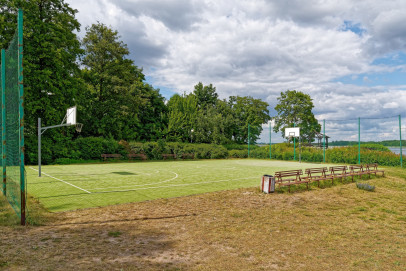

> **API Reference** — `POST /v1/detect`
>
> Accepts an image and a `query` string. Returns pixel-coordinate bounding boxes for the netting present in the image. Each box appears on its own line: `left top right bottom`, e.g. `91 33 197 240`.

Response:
5 32 21 216
0 49 3 195
1 9 25 225
259 115 404 165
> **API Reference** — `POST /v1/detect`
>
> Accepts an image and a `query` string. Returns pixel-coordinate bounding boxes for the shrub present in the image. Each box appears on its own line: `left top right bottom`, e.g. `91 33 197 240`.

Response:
228 149 247 158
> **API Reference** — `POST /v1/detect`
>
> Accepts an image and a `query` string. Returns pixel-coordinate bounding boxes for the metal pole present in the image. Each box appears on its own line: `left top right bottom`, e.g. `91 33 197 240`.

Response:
18 9 26 225
299 135 301 163
323 119 326 163
1 49 6 196
293 123 296 161
400 115 403 168
358 117 361 165
38 118 41 177
248 123 250 158
269 121 271 160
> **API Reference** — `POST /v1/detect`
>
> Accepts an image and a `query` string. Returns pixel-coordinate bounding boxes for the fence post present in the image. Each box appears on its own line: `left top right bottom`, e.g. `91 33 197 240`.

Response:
358 117 361 165
293 123 296 161
323 119 325 163
18 9 25 226
248 123 250 158
400 115 403 168
269 120 271 159
1 49 5 196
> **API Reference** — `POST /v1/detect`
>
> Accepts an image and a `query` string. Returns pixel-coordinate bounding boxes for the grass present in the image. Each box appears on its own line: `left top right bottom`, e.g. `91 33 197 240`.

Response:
26 159 336 212
0 159 404 270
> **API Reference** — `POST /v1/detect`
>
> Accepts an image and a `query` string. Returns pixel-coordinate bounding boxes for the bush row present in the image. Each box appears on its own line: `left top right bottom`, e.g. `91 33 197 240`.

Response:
31 137 403 167
34 137 228 164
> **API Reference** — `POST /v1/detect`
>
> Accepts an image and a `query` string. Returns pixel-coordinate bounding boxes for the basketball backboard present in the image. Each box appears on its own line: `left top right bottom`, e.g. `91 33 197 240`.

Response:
285 127 300 138
66 106 76 125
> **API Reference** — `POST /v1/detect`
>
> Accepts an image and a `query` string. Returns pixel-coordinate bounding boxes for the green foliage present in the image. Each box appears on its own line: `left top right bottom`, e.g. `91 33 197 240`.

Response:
1 0 85 165
166 93 198 142
361 144 391 152
80 23 166 141
273 90 320 143
228 149 248 158
193 82 218 108
229 96 271 144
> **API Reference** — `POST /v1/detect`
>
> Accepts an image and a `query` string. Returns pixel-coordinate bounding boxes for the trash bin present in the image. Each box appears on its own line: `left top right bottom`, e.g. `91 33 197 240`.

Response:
261 175 275 193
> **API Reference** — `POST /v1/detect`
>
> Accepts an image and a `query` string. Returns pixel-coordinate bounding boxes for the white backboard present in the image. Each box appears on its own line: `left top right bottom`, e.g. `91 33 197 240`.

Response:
285 127 300 138
66 106 76 125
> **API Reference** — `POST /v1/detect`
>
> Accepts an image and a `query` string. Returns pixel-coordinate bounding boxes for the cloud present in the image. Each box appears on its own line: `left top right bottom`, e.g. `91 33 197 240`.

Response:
65 0 406 142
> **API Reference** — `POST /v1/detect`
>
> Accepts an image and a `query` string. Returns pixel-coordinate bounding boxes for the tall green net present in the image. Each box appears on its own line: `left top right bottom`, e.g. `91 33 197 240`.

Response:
1 9 26 225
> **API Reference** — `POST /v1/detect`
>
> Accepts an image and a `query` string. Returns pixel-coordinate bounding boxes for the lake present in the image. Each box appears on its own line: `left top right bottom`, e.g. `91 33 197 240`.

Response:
387 147 406 155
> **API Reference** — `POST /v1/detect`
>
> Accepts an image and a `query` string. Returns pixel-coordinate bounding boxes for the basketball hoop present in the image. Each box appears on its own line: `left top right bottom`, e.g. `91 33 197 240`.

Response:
75 123 83 133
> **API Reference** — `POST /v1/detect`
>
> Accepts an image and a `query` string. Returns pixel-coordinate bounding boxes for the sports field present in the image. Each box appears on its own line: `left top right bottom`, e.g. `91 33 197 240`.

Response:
27 159 333 212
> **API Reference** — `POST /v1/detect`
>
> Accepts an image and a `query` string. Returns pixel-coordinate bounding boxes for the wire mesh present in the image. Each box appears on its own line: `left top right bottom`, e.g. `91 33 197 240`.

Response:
5 32 22 217
0 50 3 195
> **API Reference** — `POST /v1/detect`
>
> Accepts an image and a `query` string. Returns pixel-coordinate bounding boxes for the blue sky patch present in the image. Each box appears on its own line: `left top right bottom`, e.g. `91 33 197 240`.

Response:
372 51 406 66
334 69 406 87
341 20 366 36
145 75 176 99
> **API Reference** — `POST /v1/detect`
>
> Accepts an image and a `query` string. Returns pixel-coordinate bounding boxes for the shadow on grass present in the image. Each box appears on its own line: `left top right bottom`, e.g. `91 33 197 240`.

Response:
54 213 198 227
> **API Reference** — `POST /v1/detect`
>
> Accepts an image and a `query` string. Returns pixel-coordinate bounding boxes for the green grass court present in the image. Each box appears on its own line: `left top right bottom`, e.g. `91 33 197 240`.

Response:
27 159 334 212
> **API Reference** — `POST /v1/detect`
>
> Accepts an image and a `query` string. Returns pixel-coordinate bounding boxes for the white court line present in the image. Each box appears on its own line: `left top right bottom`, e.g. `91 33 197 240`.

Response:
91 176 260 193
29 167 91 194
91 171 179 190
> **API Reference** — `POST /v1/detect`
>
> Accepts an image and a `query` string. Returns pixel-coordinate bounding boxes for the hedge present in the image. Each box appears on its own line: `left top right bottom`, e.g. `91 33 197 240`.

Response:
29 137 403 167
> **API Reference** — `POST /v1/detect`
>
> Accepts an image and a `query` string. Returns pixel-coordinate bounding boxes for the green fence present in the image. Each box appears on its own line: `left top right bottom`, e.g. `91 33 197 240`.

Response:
1 9 26 225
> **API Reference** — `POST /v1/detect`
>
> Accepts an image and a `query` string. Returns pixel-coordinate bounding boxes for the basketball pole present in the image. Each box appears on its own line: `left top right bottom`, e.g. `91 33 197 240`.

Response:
358 117 361 165
293 123 296 161
37 109 78 176
323 119 326 163
269 120 271 160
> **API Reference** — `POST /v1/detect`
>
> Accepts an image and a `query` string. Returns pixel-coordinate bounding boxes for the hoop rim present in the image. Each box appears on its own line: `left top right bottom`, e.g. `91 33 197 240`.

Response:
75 123 83 133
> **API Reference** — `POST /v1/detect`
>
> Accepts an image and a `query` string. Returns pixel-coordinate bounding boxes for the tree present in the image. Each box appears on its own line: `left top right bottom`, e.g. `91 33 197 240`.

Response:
193 82 218 108
80 22 165 141
229 96 270 144
273 90 321 143
166 93 197 142
0 0 84 164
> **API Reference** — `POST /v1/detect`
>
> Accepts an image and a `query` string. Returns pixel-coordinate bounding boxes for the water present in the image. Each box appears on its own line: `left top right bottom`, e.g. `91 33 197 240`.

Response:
387 147 406 155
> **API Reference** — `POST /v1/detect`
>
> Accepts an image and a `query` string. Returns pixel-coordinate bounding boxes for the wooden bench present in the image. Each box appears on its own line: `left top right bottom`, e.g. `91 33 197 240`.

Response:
348 165 369 181
365 163 385 177
128 153 147 160
304 167 333 187
181 153 195 160
328 166 349 180
274 169 309 192
101 154 123 160
162 154 176 160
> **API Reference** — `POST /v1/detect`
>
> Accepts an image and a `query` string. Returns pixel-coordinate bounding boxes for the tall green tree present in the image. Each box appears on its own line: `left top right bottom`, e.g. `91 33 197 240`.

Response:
273 90 320 143
0 0 84 164
166 93 197 142
193 82 218 108
229 96 270 144
81 22 166 141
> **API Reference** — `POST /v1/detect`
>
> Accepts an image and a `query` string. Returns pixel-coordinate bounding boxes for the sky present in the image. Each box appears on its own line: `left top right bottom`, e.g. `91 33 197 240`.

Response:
65 0 406 142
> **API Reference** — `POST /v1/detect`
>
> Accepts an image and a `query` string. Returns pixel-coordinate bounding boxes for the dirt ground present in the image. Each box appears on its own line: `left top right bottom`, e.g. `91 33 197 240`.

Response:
1 177 405 270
